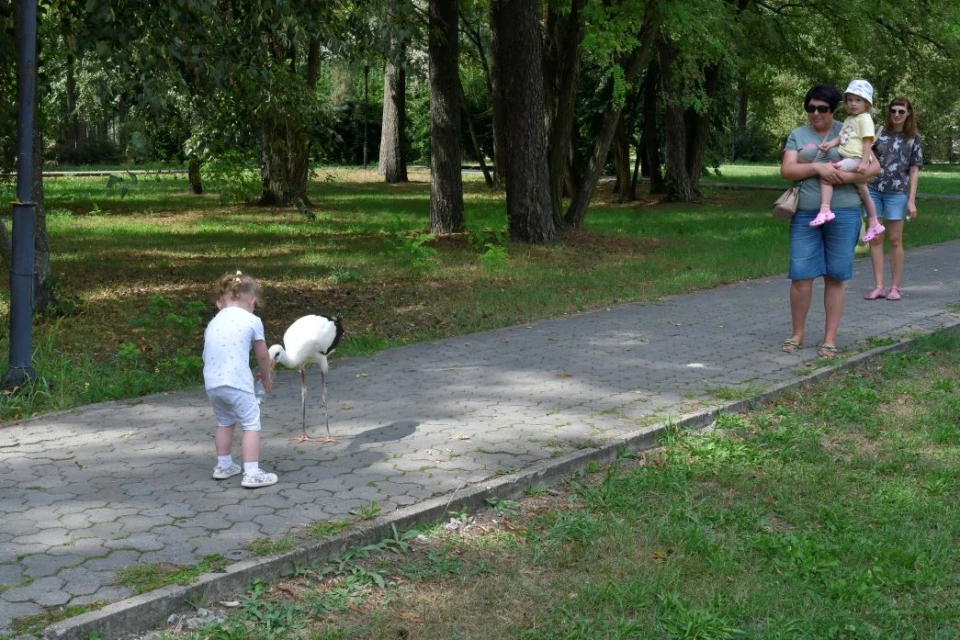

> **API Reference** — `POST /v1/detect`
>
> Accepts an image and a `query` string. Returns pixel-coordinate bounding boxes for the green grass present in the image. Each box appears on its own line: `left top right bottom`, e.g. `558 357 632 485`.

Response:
6 602 107 637
153 329 960 639
2 166 960 421
114 554 229 594
709 162 960 195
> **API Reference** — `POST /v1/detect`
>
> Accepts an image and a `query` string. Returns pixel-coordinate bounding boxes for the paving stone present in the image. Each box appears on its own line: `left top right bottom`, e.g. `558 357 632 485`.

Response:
1 576 68 606
104 533 165 552
0 564 23 586
84 550 141 572
0 600 43 633
59 567 106 596
21 552 84 578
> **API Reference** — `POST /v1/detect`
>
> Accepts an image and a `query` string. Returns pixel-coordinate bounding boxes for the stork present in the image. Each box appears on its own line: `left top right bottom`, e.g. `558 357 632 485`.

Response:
268 314 344 444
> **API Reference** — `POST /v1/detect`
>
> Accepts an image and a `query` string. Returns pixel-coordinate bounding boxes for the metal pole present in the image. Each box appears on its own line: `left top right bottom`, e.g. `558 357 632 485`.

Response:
3 0 38 389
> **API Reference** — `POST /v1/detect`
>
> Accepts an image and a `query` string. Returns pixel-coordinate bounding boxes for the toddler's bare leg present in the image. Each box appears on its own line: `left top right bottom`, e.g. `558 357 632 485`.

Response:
215 424 235 456
242 430 261 464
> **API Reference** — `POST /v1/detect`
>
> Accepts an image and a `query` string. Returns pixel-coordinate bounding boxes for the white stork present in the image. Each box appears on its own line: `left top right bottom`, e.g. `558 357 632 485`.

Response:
268 314 344 444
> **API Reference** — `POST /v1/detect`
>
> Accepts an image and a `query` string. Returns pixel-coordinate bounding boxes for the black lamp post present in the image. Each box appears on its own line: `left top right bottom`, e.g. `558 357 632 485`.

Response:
2 0 38 389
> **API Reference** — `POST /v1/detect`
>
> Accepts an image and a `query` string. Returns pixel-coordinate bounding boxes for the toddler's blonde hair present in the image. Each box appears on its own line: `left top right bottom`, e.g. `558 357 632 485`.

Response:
217 270 261 303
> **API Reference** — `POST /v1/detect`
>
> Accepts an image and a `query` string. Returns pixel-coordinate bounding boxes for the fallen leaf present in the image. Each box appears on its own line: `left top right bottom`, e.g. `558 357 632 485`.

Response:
219 601 240 608
653 550 668 562
557 372 572 378
75 461 86 469
455 434 470 440
400 610 424 624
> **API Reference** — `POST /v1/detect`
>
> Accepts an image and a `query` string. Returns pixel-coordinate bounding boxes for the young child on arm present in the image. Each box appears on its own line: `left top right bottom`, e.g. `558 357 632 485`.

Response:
203 271 278 488
811 79 886 242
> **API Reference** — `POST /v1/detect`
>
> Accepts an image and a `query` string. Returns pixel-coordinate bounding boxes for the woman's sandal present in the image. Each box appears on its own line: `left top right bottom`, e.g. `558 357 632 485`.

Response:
818 343 840 359
886 286 902 301
863 287 886 300
781 338 802 354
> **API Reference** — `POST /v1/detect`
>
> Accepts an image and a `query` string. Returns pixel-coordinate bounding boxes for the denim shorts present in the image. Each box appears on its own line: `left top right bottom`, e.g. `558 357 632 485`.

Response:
207 386 262 431
868 189 908 221
788 207 861 281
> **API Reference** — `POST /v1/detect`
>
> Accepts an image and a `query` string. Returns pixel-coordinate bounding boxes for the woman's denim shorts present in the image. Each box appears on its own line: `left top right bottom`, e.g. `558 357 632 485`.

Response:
868 189 908 221
788 207 861 281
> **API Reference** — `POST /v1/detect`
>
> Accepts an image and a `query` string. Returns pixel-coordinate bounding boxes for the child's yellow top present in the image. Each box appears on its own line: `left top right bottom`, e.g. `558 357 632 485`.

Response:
838 113 875 159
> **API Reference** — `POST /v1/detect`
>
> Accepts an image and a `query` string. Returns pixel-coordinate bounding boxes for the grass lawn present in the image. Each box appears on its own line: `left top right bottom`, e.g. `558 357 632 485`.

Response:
128 329 960 640
1 166 959 421
710 162 960 196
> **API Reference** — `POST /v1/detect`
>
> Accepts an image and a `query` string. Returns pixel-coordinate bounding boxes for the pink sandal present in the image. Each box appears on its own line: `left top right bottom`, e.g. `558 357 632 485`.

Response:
863 287 886 300
886 286 902 301
809 210 835 227
861 223 886 243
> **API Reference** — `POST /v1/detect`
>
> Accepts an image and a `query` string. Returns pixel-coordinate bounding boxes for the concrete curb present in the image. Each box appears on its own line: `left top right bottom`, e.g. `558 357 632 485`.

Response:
41 320 960 640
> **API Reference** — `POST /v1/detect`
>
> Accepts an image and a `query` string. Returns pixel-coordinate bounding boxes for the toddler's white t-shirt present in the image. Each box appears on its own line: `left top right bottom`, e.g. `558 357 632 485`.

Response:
202 306 264 393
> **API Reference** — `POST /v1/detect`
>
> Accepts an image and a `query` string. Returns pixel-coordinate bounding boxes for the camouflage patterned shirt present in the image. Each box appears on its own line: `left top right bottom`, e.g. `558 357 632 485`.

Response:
869 128 924 195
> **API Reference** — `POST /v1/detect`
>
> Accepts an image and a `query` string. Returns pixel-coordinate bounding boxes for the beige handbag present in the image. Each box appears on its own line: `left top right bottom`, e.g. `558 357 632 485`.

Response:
774 133 829 220
772 186 800 221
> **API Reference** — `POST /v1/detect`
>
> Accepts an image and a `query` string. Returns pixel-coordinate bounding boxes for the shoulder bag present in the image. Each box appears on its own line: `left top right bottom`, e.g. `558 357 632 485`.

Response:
773 132 829 221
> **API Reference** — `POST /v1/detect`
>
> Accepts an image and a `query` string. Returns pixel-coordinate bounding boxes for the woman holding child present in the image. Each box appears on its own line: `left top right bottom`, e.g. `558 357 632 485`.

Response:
863 97 924 302
779 84 881 358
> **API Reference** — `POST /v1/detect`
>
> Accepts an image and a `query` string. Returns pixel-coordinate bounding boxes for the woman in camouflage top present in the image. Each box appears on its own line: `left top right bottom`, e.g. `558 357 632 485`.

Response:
863 97 924 302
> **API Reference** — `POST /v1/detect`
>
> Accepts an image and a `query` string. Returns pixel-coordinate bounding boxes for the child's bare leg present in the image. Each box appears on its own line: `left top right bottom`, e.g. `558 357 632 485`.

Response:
858 184 879 226
810 182 835 227
859 184 885 241
242 430 261 464
215 424 235 456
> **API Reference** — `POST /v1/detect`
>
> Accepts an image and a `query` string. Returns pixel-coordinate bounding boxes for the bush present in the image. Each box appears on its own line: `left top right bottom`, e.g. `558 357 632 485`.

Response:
51 136 122 166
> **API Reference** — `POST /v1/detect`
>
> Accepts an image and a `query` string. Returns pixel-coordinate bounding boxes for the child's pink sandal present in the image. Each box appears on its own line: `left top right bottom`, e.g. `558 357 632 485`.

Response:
886 286 902 301
809 210 835 227
863 287 886 300
861 223 886 243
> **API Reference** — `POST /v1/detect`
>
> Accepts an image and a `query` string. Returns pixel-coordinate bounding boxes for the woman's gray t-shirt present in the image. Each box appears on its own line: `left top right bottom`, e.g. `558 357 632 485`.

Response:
785 122 861 211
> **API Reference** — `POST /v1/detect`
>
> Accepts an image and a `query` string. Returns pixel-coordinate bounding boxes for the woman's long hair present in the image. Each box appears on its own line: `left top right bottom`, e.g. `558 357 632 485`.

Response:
885 97 917 139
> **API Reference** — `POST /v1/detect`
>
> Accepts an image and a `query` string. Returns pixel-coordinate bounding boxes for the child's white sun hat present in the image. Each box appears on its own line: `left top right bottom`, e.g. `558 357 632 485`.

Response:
844 79 874 105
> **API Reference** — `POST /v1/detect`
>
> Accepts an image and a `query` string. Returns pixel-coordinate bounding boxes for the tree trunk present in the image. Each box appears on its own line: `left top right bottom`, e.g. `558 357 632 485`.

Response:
564 17 659 228
487 6 507 190
736 72 748 132
641 59 664 194
428 0 464 234
658 34 698 202
64 34 80 152
188 158 203 194
462 12 501 188
659 33 720 202
491 0 553 243
259 114 310 207
630 144 641 200
378 60 408 182
544 0 585 229
378 0 408 183
613 116 632 202
459 75 494 188
362 65 370 166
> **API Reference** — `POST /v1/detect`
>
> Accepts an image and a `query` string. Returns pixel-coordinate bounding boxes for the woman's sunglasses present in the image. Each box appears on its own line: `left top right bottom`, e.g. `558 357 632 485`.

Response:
889 108 909 115
804 104 831 114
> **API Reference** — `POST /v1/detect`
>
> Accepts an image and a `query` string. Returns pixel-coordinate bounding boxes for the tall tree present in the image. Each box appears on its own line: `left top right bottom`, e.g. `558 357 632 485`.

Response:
564 3 659 228
428 0 464 234
543 0 587 228
490 0 553 243
378 0 409 183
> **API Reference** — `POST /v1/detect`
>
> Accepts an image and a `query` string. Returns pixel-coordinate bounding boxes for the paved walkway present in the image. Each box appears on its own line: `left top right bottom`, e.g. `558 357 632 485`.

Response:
2 240 959 635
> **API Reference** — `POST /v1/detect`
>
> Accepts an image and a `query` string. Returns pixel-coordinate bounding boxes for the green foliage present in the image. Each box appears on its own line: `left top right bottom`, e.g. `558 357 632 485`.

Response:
128 293 205 378
385 232 438 275
204 151 261 204
105 171 139 199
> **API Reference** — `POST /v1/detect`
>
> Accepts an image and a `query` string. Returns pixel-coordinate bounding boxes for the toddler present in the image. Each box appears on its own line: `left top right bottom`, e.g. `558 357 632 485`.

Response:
812 79 885 242
202 271 278 488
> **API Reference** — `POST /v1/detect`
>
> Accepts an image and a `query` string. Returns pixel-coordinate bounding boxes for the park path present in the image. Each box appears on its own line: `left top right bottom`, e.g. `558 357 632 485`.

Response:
1 240 959 635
